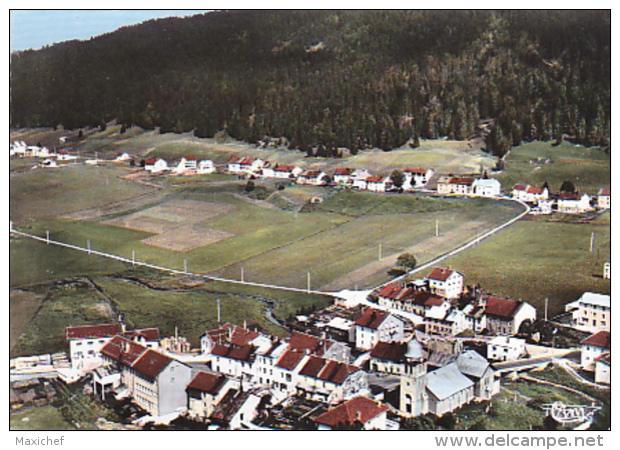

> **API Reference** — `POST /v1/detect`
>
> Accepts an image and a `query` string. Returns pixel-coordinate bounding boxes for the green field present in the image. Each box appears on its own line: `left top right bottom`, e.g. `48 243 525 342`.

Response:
497 141 610 195
443 218 611 317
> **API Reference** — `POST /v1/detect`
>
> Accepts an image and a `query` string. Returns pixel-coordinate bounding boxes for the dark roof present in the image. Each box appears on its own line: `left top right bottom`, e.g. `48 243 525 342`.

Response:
354 308 389 330
66 323 122 340
312 396 388 428
448 177 475 186
581 331 611 349
411 291 444 307
299 356 325 379
211 343 255 362
131 349 172 379
370 341 408 363
366 176 384 183
228 156 241 164
186 372 228 395
299 357 360 385
288 332 333 356
513 184 528 191
404 168 428 174
334 168 354 176
484 297 522 319
599 188 610 196
100 335 146 366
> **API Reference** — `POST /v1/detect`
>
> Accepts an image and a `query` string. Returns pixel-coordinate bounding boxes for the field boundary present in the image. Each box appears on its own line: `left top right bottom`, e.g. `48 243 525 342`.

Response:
9 197 529 297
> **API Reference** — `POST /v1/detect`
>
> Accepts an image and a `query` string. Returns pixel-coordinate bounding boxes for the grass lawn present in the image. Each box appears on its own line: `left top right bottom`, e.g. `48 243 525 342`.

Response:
10 405 74 431
444 219 611 317
497 141 610 195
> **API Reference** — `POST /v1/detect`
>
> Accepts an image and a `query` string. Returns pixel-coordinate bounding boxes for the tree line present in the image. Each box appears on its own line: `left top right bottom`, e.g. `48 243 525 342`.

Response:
10 10 610 157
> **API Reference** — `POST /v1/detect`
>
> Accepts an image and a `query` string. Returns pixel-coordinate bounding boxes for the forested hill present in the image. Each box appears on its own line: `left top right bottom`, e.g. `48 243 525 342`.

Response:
10 10 610 157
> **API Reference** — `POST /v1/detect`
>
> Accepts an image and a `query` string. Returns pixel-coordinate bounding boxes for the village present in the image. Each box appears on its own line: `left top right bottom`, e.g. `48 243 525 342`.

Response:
9 137 611 431
8 140 611 215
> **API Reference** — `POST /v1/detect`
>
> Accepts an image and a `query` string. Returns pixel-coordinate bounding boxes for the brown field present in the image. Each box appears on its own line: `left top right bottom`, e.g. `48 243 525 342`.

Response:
141 224 235 252
103 199 237 252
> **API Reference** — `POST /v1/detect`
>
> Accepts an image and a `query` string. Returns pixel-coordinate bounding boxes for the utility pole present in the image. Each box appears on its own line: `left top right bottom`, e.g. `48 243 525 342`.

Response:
590 232 595 253
241 267 245 283
378 243 382 261
87 240 91 254
132 250 136 265
184 259 188 273
217 299 221 325
46 230 50 245
307 272 311 293
435 219 439 237
545 298 548 322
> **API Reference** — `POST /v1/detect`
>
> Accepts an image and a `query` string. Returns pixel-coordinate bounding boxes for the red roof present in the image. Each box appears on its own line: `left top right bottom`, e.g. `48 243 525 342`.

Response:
303 170 323 179
513 184 528 191
448 177 475 186
526 186 544 194
595 353 611 364
145 157 158 165
334 168 354 176
354 308 389 330
275 350 307 371
211 343 255 362
484 297 522 319
185 156 197 161
299 357 360 385
288 332 332 355
370 341 407 363
228 156 241 164
66 323 122 340
313 396 388 428
599 188 610 196
377 283 407 300
240 157 257 166
122 328 160 341
403 168 427 175
581 331 611 349
427 267 455 282
299 356 325 378
186 372 228 395
131 348 172 379
274 165 295 172
100 335 146 366
366 176 384 183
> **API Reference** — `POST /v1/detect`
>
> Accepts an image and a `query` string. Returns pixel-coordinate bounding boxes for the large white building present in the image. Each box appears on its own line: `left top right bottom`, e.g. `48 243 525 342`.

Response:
565 292 610 332
426 267 464 300
472 178 501 197
580 331 610 371
353 307 405 351
66 324 122 371
487 336 527 361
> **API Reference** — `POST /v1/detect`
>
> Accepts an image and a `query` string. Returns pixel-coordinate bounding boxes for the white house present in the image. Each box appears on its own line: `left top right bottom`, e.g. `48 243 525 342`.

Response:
227 156 243 174
198 160 216 174
512 184 530 202
524 186 549 204
366 176 390 193
144 157 168 173
597 189 610 209
487 336 527 361
580 331 610 371
333 168 355 185
437 176 475 196
603 262 610 280
313 396 389 430
403 168 434 190
351 169 372 190
239 157 264 175
564 292 610 332
66 323 123 371
114 152 132 162
557 192 592 213
594 353 610 384
473 178 501 197
273 165 303 179
271 349 310 395
483 297 537 335
426 267 464 300
297 170 328 186
173 156 197 174
353 307 405 351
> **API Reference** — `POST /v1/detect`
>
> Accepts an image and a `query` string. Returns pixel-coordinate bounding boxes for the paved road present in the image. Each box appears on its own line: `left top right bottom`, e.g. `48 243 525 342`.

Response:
493 350 580 372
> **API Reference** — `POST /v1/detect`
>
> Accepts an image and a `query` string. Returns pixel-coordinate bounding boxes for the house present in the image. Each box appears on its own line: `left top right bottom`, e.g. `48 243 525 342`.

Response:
56 150 78 161
353 308 405 350
121 327 160 350
210 344 256 379
273 165 303 179
460 303 487 333
597 189 610 209
580 331 610 371
325 317 355 343
483 297 537 335
333 168 355 185
239 157 264 175
556 192 593 213
99 335 192 416
298 170 328 186
114 152 132 162
369 340 426 375
473 178 501 197
312 396 389 430
366 176 390 193
426 267 464 299
272 349 310 394
288 331 350 362
186 372 237 419
564 292 610 332
403 168 434 190
455 350 498 401
603 262 610 280
251 340 289 389
173 156 197 174
297 356 368 404
198 160 216 174
594 353 610 384
524 186 549 204
425 362 475 417
66 323 123 371
437 176 475 196
351 169 372 190
511 184 530 202
144 157 168 173
227 156 242 174
199 323 261 354
487 336 526 361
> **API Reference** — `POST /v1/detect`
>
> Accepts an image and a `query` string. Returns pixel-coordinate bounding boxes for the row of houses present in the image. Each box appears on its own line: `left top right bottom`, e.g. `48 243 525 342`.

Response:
143 156 216 175
512 184 610 213
436 176 502 198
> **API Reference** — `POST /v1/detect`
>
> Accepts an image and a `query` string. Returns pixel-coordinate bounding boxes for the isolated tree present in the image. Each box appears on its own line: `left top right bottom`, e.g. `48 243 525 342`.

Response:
559 180 575 193
396 253 417 271
390 170 405 189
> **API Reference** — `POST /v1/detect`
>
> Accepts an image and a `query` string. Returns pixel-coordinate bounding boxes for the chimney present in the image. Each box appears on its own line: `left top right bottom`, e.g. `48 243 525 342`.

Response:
356 411 362 422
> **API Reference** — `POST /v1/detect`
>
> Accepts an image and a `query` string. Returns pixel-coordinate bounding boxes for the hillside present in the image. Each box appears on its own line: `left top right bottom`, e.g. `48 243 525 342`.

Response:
10 10 611 157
